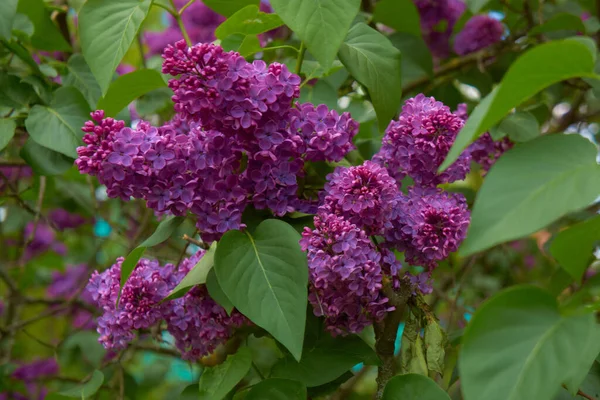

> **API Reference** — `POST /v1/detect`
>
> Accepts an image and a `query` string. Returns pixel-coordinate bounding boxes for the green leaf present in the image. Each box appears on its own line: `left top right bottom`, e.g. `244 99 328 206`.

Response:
382 374 451 400
214 219 308 361
246 378 307 400
388 32 432 88
0 0 18 40
165 241 217 301
206 268 234 314
179 384 198 400
80 0 152 95
58 370 104 398
215 5 283 40
96 69 166 117
120 216 186 288
20 139 73 176
17 0 70 51
338 23 403 131
25 86 90 158
465 0 492 13
2 40 44 76
459 286 600 400
271 330 379 387
0 119 16 151
299 80 338 111
61 331 106 367
550 216 600 282
203 0 259 17
372 0 421 37
440 39 597 171
563 326 600 395
12 13 34 39
460 134 600 256
400 312 428 375
0 73 38 108
64 54 102 108
424 319 446 375
221 33 262 57
529 13 586 36
198 347 252 400
269 0 360 69
490 111 540 143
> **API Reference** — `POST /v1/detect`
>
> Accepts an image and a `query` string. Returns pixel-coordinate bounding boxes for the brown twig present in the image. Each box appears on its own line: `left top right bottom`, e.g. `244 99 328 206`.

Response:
403 40 521 94
182 233 208 249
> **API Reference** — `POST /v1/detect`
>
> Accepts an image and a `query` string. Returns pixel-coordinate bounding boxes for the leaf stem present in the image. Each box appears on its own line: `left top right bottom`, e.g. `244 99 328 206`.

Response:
178 0 196 15
261 45 300 53
152 2 177 17
169 0 193 47
295 42 306 76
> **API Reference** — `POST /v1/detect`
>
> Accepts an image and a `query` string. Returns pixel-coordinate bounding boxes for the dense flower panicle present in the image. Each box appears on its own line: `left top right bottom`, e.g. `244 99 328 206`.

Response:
48 264 95 329
86 251 248 359
162 41 300 135
300 214 394 336
77 43 358 240
469 132 513 173
166 286 248 360
321 161 398 235
385 187 470 270
374 94 470 187
288 103 358 162
414 0 466 58
87 258 173 349
454 15 504 55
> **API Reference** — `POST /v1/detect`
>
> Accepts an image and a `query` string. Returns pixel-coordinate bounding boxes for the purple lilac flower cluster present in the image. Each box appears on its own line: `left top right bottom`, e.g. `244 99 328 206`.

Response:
374 94 471 187
86 252 247 359
386 187 470 270
454 15 504 55
1 358 58 400
469 132 513 173
77 42 358 241
301 93 501 333
300 213 394 335
321 161 398 236
414 0 466 58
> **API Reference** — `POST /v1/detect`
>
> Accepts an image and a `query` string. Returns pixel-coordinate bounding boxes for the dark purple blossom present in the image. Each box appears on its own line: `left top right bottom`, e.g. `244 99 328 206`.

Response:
300 214 395 336
374 94 471 187
385 186 470 271
454 15 504 55
321 161 399 235
414 0 466 58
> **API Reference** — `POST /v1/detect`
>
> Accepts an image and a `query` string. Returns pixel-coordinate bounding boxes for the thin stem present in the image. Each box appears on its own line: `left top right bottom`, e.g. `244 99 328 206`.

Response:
261 45 300 53
295 42 306 76
178 0 196 15
152 1 177 17
170 0 193 46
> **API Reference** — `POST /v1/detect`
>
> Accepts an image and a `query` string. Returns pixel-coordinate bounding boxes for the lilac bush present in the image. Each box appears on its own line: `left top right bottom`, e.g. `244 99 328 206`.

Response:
3 1 598 399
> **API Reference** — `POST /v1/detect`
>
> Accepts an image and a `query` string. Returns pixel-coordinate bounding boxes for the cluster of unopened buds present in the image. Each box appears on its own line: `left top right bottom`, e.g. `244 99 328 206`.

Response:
77 40 510 351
